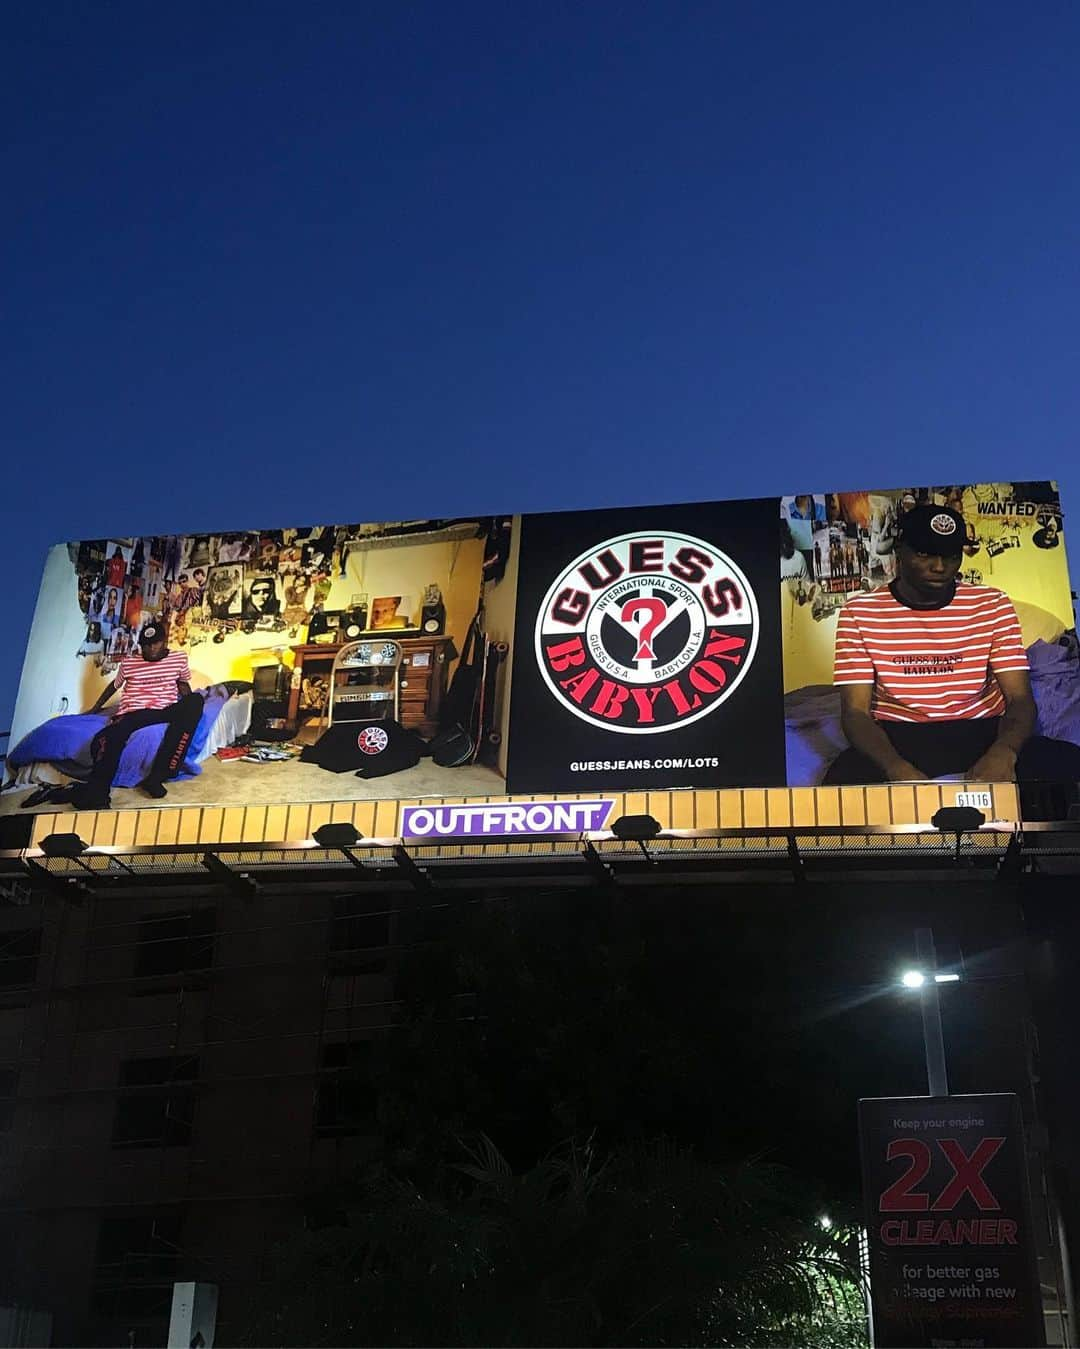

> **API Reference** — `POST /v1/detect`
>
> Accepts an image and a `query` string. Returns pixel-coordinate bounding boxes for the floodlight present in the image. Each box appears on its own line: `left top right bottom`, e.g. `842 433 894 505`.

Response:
901 970 926 989
931 805 987 862
39 833 89 860
610 815 662 842
931 806 987 834
312 823 365 849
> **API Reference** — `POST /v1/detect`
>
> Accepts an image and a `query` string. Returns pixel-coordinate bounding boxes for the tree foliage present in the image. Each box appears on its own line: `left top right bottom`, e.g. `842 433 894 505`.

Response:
239 886 877 1344
242 1135 867 1347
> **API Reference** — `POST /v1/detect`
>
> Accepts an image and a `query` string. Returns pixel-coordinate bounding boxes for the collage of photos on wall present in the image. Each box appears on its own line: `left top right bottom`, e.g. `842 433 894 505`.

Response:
780 482 1080 788
4 518 516 814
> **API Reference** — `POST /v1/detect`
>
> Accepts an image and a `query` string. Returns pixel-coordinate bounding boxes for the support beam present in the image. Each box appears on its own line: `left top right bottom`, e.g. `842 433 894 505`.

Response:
201 852 259 900
392 845 433 893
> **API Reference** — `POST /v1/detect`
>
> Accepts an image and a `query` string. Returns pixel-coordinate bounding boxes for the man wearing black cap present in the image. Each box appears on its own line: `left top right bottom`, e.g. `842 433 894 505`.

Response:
70 623 205 808
824 504 1080 784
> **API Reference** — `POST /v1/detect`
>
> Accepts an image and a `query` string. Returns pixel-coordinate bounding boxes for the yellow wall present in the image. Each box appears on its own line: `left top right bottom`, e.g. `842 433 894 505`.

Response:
68 536 486 710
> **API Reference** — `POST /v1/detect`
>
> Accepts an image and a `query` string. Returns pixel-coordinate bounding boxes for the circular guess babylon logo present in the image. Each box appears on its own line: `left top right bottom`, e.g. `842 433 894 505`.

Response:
534 531 759 734
357 725 389 755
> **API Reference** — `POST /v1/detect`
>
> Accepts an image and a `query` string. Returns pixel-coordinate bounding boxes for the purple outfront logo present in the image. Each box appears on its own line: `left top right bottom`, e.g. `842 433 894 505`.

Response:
400 799 615 839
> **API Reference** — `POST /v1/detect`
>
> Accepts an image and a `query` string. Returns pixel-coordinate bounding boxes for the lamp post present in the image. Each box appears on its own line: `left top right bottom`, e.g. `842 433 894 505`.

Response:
900 927 957 1098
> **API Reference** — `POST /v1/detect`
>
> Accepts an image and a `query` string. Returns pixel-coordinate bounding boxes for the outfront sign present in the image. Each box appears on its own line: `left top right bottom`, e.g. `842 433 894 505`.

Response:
400 799 615 839
858 1094 1044 1348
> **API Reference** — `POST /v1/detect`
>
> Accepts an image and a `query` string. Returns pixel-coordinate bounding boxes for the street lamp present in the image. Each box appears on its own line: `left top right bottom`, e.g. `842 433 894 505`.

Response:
898 927 959 1097
900 970 960 988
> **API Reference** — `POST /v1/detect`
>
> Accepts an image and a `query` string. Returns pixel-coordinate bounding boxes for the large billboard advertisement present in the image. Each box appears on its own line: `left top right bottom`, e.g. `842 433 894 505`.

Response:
3 483 1078 819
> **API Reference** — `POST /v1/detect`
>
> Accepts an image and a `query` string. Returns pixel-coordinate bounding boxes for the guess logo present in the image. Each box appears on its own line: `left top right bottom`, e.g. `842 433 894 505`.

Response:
534 531 759 734
357 725 389 755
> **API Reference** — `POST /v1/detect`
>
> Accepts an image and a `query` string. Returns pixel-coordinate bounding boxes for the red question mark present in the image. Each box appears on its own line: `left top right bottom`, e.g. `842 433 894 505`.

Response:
620 597 668 661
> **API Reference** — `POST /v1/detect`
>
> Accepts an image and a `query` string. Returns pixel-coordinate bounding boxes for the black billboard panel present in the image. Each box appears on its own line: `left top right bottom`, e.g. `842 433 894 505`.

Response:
506 497 786 793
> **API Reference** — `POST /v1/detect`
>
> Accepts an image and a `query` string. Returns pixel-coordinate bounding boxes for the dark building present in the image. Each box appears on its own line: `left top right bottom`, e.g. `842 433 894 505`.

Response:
0 798 1077 1345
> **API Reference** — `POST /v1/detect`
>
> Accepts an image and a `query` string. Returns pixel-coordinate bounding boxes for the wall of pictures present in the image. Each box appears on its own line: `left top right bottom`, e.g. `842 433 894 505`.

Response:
780 484 1071 693
15 524 489 737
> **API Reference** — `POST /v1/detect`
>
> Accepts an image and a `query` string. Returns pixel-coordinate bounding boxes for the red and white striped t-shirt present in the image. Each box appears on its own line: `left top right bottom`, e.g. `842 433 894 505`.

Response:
116 651 191 715
833 584 1028 723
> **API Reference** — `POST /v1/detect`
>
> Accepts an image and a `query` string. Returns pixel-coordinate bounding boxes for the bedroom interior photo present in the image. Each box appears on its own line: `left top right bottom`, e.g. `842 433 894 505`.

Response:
2 517 518 815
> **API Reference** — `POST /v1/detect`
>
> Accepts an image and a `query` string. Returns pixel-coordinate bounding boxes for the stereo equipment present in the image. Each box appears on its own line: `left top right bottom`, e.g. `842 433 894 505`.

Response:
421 583 445 635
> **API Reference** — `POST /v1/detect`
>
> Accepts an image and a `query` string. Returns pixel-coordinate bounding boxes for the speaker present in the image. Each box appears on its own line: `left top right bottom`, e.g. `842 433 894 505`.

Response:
421 599 445 635
342 598 369 640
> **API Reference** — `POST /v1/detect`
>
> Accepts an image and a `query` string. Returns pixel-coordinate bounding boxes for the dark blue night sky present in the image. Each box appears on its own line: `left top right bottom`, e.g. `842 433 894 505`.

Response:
4 1 1078 726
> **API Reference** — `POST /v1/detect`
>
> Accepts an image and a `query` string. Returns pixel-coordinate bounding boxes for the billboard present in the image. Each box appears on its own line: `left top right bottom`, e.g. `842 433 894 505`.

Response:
3 483 1079 821
859 1093 1044 1348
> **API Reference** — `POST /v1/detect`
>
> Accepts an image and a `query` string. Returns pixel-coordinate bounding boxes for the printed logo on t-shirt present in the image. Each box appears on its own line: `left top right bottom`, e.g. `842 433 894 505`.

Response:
930 513 958 536
357 725 389 755
895 652 964 676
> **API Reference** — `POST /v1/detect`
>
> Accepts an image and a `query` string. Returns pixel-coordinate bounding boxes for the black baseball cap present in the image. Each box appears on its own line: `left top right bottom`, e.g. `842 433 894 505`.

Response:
898 504 966 557
139 623 167 647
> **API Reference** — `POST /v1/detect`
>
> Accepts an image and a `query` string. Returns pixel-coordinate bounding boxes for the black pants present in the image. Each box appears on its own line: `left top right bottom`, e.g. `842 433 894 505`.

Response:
79 694 204 802
823 717 1080 784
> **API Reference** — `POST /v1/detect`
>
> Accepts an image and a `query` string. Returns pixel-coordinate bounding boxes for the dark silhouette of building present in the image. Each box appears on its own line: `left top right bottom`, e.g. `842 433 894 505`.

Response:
0 799 1077 1345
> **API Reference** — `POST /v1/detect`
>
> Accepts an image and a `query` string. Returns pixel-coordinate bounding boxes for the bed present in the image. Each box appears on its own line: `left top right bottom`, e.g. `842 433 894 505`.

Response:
4 686 253 791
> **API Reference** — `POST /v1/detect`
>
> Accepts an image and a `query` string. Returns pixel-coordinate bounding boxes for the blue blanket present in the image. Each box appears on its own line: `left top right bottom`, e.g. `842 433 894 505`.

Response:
7 687 231 787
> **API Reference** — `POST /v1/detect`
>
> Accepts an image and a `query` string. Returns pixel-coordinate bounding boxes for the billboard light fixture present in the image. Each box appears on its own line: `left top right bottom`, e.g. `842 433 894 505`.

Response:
312 823 365 850
931 806 987 833
610 814 662 864
312 822 369 870
931 805 987 862
39 833 89 861
610 815 662 842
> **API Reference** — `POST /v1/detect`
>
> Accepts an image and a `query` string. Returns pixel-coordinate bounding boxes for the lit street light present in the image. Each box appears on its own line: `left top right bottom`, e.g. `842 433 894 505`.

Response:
898 928 958 1097
900 969 960 988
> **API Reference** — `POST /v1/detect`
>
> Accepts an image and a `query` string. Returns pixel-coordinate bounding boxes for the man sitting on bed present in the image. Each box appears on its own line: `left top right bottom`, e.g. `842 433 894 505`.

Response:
823 504 1080 785
69 622 204 808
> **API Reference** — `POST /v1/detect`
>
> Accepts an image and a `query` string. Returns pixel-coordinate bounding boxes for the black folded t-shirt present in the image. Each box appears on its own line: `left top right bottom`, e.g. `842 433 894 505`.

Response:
300 719 425 778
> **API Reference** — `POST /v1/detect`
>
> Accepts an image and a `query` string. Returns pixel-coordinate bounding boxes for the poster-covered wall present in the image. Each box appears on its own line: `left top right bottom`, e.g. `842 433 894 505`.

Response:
4 483 1077 816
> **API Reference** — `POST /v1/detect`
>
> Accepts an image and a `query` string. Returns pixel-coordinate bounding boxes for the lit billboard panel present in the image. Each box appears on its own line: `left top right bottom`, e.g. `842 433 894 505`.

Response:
3 483 1077 821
